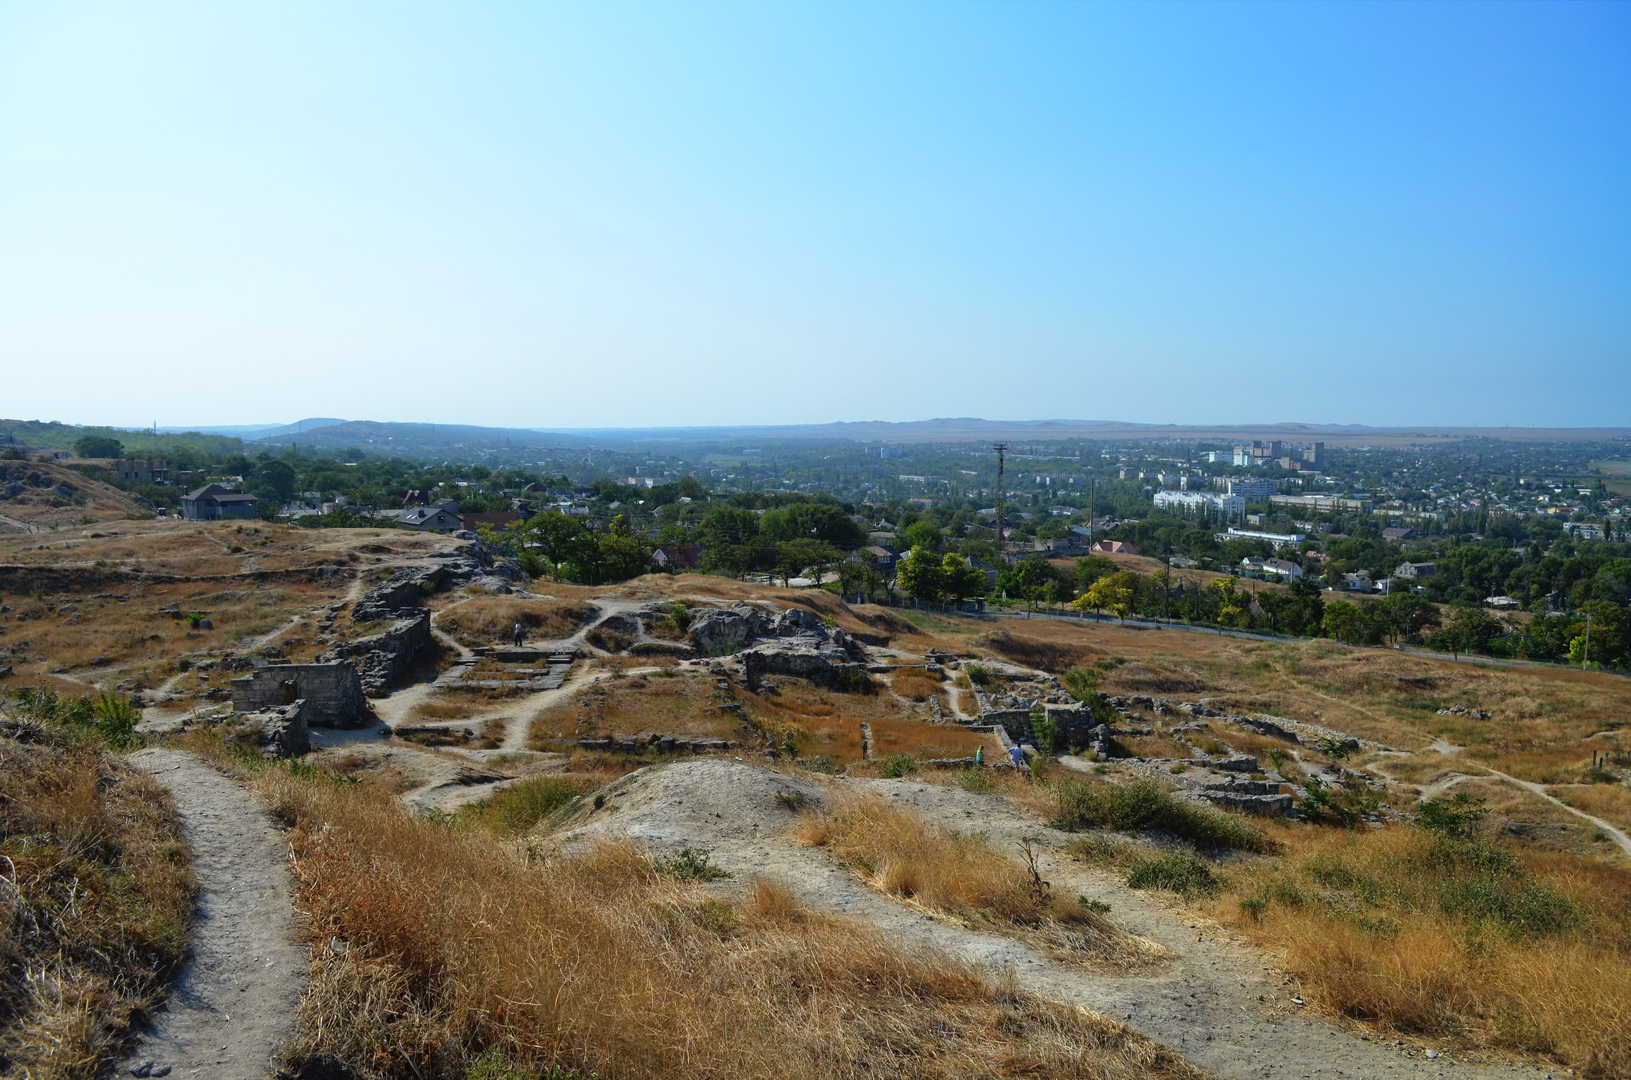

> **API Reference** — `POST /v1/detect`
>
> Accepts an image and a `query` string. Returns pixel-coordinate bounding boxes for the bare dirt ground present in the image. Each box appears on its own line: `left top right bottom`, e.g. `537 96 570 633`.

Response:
121 750 306 1080
554 758 1539 1080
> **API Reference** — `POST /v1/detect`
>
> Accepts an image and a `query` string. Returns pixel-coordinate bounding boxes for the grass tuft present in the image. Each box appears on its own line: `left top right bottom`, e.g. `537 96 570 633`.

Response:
1052 776 1268 852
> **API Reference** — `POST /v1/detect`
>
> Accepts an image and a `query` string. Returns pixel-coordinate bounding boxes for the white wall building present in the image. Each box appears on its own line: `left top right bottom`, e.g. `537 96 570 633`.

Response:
1155 490 1245 518
1225 478 1280 502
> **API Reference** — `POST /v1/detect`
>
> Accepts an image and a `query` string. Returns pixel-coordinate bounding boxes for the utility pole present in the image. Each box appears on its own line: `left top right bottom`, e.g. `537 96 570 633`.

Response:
993 443 1008 558
1584 611 1593 668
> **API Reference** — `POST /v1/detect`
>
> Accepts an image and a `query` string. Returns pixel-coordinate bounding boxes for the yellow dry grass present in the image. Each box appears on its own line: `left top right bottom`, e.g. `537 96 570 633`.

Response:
1219 822 1631 1073
254 767 1202 1080
434 597 599 647
796 794 1168 969
1548 782 1631 834
0 736 193 1079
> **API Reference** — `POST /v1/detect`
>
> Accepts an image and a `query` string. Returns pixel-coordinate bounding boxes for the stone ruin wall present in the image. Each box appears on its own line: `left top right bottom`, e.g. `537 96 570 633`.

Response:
231 662 368 727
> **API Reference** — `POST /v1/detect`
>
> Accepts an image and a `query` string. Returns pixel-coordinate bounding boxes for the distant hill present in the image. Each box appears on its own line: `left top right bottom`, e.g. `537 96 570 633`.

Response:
555 418 1631 446
0 457 153 533
245 419 597 454
153 418 347 439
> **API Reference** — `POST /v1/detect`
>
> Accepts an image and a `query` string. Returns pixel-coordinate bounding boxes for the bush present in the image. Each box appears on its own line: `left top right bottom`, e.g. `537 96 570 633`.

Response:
831 665 869 693
880 753 918 779
1052 777 1266 852
1416 793 1487 840
477 776 592 838
1126 849 1219 897
653 846 728 881
14 686 140 749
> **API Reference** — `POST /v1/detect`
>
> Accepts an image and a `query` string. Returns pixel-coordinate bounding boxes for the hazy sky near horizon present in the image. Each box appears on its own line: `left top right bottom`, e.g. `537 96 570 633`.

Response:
2 1 1628 431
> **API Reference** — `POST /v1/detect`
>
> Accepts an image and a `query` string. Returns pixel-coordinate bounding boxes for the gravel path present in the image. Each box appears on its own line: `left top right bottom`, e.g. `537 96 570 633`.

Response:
120 750 306 1080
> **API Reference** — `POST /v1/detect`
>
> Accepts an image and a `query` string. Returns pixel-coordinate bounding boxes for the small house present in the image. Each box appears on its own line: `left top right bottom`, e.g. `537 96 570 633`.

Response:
181 483 258 521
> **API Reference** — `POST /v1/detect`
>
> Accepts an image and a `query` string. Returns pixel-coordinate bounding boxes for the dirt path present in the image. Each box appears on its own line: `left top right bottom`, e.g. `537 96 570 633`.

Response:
121 750 306 1080
1423 742 1631 858
561 760 1536 1080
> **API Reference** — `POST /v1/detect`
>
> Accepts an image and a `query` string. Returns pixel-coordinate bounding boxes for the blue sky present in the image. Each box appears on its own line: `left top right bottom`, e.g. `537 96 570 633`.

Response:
1 1 1627 430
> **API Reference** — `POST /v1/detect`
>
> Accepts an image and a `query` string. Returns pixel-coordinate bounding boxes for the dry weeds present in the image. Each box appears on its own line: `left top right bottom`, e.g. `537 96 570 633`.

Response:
0 737 193 1079
435 597 599 647
797 793 1168 970
256 768 1200 1080
1221 822 1631 1073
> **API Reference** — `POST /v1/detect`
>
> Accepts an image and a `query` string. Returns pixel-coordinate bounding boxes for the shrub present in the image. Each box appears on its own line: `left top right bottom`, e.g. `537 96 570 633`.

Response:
880 753 918 779
653 846 728 881
831 665 869 693
476 776 593 838
585 626 634 653
1126 849 1220 897
1052 777 1266 852
1415 793 1487 840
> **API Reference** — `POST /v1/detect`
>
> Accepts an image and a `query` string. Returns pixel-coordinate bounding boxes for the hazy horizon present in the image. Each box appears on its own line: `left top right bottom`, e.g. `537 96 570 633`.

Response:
3 2 1627 429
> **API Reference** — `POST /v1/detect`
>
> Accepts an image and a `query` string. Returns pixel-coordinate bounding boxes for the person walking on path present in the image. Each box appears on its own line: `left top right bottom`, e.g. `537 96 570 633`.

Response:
1008 744 1026 769
513 621 524 647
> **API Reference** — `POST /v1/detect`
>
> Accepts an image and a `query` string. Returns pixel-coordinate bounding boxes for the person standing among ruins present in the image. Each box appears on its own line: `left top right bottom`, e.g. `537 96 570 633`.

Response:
513 621 524 647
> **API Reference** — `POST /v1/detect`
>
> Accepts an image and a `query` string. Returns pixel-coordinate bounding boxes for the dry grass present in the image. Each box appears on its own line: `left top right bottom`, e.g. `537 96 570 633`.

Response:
796 794 1168 969
0 736 193 1079
1221 822 1631 1073
435 597 599 647
1548 783 1631 834
889 668 945 703
1114 733 1191 760
978 630 1105 675
254 767 1201 1080
530 671 742 745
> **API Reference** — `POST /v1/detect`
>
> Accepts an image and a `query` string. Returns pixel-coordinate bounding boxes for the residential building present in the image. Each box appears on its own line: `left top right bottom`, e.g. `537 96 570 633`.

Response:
1093 540 1136 555
1215 527 1307 551
1269 494 1370 513
1342 571 1375 592
1394 561 1437 579
115 459 169 484
397 506 463 532
1262 558 1304 580
181 483 258 521
1224 477 1279 502
1154 489 1245 518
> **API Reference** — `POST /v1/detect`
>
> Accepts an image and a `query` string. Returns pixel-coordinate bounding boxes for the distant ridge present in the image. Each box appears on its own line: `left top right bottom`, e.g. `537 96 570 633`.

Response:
97 416 1631 451
150 418 347 439
547 418 1631 445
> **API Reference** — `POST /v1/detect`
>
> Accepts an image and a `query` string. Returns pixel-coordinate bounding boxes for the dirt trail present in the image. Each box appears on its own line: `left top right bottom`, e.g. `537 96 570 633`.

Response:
1423 742 1631 858
121 750 305 1080
561 759 1536 1080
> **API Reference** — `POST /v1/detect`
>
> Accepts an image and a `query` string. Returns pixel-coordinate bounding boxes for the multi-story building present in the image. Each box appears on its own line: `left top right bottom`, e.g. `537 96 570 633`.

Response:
1225 477 1280 502
1155 490 1245 518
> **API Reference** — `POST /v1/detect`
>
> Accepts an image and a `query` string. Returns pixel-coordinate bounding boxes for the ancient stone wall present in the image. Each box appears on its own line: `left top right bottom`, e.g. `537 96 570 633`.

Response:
321 610 431 696
230 662 367 727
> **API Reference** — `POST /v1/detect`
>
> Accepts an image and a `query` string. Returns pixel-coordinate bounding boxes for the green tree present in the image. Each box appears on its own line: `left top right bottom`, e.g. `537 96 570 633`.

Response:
1567 600 1628 668
838 552 885 603
760 503 865 548
896 545 948 602
1429 605 1504 659
941 553 988 603
898 520 944 552
1321 599 1365 644
997 557 1070 614
73 435 123 459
